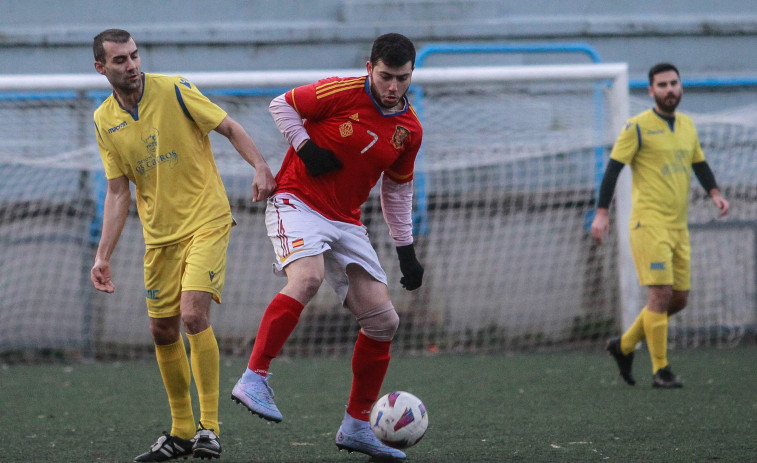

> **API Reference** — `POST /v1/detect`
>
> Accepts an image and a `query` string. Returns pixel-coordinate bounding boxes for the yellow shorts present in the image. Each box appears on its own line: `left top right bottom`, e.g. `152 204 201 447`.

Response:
143 222 232 318
629 225 690 290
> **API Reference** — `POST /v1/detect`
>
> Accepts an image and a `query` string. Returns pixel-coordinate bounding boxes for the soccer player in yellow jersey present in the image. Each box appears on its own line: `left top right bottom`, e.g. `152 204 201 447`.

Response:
591 63 729 388
89 29 276 461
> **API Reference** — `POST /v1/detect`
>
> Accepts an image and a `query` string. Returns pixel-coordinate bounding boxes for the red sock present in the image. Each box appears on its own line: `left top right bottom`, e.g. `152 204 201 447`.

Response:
248 293 305 375
346 331 391 421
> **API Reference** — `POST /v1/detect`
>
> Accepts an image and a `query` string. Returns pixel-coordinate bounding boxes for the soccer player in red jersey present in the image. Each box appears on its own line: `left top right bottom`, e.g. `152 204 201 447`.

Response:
232 33 424 460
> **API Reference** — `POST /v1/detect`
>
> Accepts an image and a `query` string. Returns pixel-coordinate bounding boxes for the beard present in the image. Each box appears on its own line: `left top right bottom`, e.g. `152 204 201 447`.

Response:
655 92 681 114
111 71 142 93
369 79 404 110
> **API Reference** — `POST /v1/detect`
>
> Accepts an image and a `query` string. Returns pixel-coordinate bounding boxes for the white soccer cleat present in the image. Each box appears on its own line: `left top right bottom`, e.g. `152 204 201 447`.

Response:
335 423 407 460
231 370 283 422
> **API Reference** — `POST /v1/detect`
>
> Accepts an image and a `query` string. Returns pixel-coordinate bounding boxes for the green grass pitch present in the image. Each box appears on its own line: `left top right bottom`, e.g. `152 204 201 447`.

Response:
2 346 756 462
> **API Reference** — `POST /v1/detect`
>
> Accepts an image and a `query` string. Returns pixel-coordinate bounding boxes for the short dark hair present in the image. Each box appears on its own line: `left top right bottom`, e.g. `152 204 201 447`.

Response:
648 62 680 85
370 33 416 68
93 29 132 63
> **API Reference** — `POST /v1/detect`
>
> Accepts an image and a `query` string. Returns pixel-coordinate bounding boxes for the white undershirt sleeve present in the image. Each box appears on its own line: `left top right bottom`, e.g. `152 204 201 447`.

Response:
269 93 310 149
380 175 414 246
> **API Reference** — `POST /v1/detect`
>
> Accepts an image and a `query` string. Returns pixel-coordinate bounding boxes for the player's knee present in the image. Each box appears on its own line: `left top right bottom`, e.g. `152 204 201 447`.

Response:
671 298 688 312
302 273 325 297
150 316 181 344
181 310 210 335
668 292 689 315
289 272 324 301
648 285 673 309
357 302 400 341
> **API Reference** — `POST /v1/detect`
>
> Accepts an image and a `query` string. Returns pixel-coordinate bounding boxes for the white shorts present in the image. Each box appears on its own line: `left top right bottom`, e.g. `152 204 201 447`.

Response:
265 193 388 302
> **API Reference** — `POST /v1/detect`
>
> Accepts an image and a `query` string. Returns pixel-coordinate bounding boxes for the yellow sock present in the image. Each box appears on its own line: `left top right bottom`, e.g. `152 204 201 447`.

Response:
187 326 220 435
620 307 647 354
155 337 195 440
643 310 669 373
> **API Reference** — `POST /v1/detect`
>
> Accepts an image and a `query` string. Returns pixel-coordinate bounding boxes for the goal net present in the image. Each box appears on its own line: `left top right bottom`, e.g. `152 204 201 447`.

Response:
0 64 751 361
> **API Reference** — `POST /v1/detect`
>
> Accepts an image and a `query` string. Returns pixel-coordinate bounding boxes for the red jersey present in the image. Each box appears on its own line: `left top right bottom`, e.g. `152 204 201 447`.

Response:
276 76 423 225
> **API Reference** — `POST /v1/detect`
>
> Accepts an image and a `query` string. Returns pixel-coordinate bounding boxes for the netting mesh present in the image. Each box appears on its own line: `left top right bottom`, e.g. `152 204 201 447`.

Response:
0 70 754 362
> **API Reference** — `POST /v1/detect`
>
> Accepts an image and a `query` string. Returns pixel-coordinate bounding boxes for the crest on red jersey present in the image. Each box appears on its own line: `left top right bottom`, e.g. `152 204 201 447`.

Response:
339 121 354 137
391 126 410 149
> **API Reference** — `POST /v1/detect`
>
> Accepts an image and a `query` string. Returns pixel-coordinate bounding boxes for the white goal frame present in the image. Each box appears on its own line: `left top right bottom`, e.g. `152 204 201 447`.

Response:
0 63 637 357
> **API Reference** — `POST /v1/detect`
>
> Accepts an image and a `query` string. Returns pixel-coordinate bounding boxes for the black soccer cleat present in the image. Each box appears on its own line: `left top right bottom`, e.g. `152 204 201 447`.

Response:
192 422 222 460
605 336 636 385
652 365 683 389
133 432 193 462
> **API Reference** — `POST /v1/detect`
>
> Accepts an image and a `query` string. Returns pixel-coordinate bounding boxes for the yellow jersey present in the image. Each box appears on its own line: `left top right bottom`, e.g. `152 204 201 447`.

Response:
94 73 231 247
610 109 705 229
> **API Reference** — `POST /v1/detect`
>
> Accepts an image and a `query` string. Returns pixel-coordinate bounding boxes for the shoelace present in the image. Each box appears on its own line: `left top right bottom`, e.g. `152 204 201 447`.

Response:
196 421 217 440
254 373 276 400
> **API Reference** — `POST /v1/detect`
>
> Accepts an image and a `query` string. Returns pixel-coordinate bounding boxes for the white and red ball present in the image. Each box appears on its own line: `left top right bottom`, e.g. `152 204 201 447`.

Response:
370 391 428 449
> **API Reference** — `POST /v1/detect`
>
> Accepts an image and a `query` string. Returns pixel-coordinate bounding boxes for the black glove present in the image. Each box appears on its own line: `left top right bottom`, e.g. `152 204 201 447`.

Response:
396 244 424 291
296 140 343 177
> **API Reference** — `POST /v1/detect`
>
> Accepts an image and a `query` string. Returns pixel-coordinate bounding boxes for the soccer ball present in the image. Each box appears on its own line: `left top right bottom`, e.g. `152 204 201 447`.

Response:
370 391 428 449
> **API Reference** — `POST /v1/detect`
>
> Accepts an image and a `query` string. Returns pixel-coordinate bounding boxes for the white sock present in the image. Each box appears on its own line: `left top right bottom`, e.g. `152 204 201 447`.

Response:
242 367 265 382
341 410 368 433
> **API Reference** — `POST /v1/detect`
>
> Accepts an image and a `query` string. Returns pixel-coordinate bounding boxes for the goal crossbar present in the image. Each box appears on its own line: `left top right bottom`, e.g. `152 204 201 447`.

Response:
0 63 628 90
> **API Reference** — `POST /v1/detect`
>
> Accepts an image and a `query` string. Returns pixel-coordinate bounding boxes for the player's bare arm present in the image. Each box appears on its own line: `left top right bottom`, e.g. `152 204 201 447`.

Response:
215 115 276 201
710 189 730 217
590 208 611 245
692 161 729 218
91 175 131 293
591 158 625 245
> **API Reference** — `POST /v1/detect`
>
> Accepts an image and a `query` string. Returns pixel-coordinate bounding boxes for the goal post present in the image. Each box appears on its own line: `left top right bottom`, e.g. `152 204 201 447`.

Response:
13 61 752 361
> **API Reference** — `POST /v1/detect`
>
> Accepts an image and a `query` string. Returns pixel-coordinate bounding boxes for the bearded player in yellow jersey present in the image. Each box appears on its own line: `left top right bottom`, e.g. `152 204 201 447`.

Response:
591 63 729 388
90 29 276 461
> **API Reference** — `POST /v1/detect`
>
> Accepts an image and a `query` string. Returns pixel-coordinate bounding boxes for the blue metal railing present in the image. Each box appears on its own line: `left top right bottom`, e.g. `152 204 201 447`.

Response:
629 77 757 89
0 91 79 101
415 42 602 67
